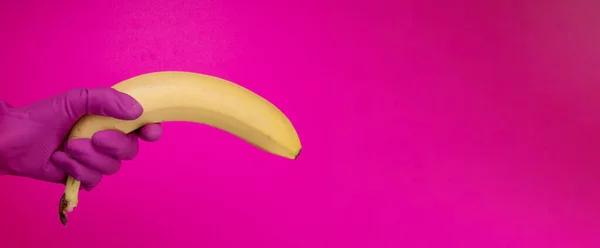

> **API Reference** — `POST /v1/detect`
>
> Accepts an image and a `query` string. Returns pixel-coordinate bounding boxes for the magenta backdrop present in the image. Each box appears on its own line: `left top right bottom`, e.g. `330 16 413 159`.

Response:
1 0 600 247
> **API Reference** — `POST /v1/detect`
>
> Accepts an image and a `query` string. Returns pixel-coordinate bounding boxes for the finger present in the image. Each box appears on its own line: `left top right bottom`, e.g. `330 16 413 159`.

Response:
135 123 162 142
91 130 139 160
65 138 121 175
51 151 103 191
61 87 143 122
38 162 68 184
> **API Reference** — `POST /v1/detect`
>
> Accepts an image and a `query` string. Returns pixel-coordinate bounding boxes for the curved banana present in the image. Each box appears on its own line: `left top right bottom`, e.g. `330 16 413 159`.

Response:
59 71 302 226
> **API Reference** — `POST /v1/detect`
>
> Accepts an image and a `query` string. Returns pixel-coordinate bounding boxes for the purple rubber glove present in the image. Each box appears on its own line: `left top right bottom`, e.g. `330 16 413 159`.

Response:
0 88 162 190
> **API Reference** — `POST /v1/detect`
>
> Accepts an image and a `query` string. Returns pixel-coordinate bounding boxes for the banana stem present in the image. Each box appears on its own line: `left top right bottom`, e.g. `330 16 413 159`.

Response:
59 175 80 226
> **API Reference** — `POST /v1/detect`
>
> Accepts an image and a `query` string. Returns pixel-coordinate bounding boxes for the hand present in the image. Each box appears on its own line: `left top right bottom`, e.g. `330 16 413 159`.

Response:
0 87 162 190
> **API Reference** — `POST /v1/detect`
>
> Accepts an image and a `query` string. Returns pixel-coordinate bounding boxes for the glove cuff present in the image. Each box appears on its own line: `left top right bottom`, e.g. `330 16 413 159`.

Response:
0 100 11 113
0 101 11 175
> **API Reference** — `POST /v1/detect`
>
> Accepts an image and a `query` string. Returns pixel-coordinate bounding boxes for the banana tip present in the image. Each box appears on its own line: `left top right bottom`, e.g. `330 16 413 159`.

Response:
59 194 68 226
294 148 302 160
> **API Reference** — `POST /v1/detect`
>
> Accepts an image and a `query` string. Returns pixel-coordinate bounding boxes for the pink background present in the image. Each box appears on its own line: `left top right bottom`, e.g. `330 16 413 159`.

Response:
1 0 600 247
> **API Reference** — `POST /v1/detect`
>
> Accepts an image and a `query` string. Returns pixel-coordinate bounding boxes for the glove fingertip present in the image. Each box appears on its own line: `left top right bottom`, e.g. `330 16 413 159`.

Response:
137 123 162 142
82 181 98 191
87 88 143 121
91 130 139 160
92 130 128 146
51 151 72 169
51 151 81 180
64 138 90 156
51 151 103 187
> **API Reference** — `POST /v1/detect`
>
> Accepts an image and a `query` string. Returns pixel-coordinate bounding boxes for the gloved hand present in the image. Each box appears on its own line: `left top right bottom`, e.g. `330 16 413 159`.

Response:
0 87 162 190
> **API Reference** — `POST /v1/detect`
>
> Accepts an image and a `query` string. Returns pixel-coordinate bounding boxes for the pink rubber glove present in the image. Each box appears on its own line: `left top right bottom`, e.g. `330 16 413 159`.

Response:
0 88 161 190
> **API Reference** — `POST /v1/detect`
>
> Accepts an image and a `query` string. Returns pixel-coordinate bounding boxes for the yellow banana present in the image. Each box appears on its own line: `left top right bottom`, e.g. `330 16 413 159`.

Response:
59 71 302 226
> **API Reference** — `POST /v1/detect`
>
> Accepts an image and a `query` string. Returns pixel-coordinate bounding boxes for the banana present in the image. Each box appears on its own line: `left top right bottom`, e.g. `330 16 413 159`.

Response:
58 71 302 226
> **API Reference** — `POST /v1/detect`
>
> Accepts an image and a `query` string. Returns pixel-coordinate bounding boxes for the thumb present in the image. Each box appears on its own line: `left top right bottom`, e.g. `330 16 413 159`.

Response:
58 87 143 122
